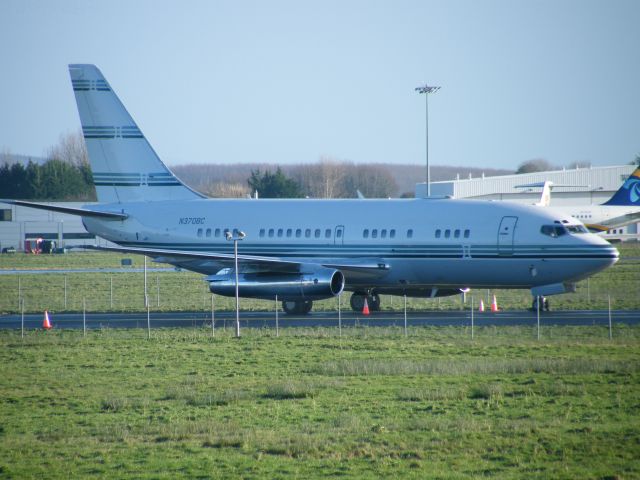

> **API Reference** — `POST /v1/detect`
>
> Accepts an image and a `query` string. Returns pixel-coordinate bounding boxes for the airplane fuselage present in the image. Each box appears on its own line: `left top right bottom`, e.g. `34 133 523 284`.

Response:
84 196 619 295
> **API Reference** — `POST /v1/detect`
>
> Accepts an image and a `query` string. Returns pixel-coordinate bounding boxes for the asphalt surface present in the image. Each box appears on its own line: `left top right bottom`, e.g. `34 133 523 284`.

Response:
1 309 638 330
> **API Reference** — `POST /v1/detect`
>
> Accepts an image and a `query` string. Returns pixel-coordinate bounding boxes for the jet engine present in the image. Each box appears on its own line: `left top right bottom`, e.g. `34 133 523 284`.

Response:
206 267 344 301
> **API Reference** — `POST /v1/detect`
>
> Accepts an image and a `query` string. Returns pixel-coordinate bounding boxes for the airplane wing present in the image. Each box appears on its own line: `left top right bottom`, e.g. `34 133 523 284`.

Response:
81 244 391 278
1 199 128 220
586 211 640 233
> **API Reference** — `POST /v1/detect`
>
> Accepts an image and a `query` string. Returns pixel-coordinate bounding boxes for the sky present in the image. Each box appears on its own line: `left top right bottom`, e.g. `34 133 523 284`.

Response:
0 0 638 171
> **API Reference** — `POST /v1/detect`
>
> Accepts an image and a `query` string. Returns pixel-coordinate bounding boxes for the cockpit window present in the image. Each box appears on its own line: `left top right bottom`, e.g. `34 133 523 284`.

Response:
566 225 588 234
540 225 568 238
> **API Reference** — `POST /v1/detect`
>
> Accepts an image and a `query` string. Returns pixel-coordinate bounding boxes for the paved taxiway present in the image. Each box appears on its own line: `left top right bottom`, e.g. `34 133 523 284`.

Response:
1 310 638 330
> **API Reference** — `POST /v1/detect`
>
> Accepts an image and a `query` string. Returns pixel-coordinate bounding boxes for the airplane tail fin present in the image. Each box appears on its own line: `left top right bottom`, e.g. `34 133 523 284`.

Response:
68 64 203 204
536 181 552 207
603 167 640 206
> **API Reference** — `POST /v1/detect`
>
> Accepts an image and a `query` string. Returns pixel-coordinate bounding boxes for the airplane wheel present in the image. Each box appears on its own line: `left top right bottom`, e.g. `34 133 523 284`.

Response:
282 300 313 315
301 300 313 314
369 293 381 311
532 297 548 312
350 293 366 312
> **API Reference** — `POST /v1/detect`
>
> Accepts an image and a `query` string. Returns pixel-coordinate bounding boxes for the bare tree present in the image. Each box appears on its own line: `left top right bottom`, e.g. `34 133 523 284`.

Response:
203 182 250 198
0 148 12 166
567 161 592 169
47 129 88 166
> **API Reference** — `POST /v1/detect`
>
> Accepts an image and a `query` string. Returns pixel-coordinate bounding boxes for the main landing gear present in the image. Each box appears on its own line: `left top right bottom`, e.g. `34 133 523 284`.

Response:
349 292 381 312
280 291 383 315
531 296 550 312
282 300 313 315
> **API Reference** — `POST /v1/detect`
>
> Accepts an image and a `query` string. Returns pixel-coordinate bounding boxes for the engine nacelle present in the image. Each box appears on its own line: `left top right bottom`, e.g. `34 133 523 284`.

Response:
206 267 345 301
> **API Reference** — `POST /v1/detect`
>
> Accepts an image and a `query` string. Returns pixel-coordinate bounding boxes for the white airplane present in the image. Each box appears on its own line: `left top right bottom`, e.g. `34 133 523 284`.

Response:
4 65 619 314
516 169 640 233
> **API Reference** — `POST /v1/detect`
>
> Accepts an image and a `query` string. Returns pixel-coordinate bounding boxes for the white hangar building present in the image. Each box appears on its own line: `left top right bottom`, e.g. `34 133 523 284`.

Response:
416 164 638 240
0 201 113 253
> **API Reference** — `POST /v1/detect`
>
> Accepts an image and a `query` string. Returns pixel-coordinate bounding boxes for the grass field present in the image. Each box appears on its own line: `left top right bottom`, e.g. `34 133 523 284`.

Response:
0 326 639 478
0 243 639 314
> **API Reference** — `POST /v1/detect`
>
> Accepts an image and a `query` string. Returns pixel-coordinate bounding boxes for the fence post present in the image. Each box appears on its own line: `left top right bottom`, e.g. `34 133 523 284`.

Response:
146 295 151 340
110 276 113 309
403 294 408 337
275 295 279 337
144 257 148 308
83 297 87 338
21 298 24 340
471 296 474 340
536 296 541 341
211 293 216 337
608 294 612 340
338 293 342 337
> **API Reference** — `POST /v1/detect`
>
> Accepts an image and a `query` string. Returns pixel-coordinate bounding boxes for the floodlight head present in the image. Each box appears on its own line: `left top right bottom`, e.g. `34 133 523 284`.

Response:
415 84 441 94
225 231 232 240
238 231 246 240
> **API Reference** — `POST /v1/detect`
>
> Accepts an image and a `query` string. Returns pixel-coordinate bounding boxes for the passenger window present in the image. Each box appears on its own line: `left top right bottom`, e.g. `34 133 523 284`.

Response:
259 228 265 238
464 229 470 238
206 228 211 238
268 228 274 238
315 229 321 238
363 229 369 238
444 229 450 238
296 228 302 238
223 228 230 238
381 229 387 238
215 228 221 237
372 229 378 239
454 229 460 238
277 228 283 237
390 229 396 238
435 229 441 238
325 229 331 238
336 229 342 238
197 228 203 237
286 228 292 237
305 229 311 238
407 229 413 239
233 228 239 236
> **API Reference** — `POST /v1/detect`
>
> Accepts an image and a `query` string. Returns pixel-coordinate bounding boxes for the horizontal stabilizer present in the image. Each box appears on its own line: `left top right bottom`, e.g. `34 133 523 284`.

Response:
1 199 128 219
585 210 640 232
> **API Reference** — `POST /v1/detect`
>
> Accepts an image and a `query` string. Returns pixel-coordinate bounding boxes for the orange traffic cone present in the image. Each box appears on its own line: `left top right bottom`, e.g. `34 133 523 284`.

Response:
491 295 499 312
478 299 485 312
43 310 52 330
362 298 370 315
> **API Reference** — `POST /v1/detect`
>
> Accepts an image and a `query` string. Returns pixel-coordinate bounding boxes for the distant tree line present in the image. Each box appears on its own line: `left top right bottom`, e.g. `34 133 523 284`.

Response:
5 128 633 200
0 131 96 201
173 158 513 199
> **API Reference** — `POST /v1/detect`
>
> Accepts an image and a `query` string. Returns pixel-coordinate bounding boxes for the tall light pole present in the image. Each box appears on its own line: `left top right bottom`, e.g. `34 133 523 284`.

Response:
225 230 246 338
415 84 440 197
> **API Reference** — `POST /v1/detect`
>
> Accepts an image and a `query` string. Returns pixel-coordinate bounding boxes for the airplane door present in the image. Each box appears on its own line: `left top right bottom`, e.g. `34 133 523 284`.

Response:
497 216 518 255
334 225 344 245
